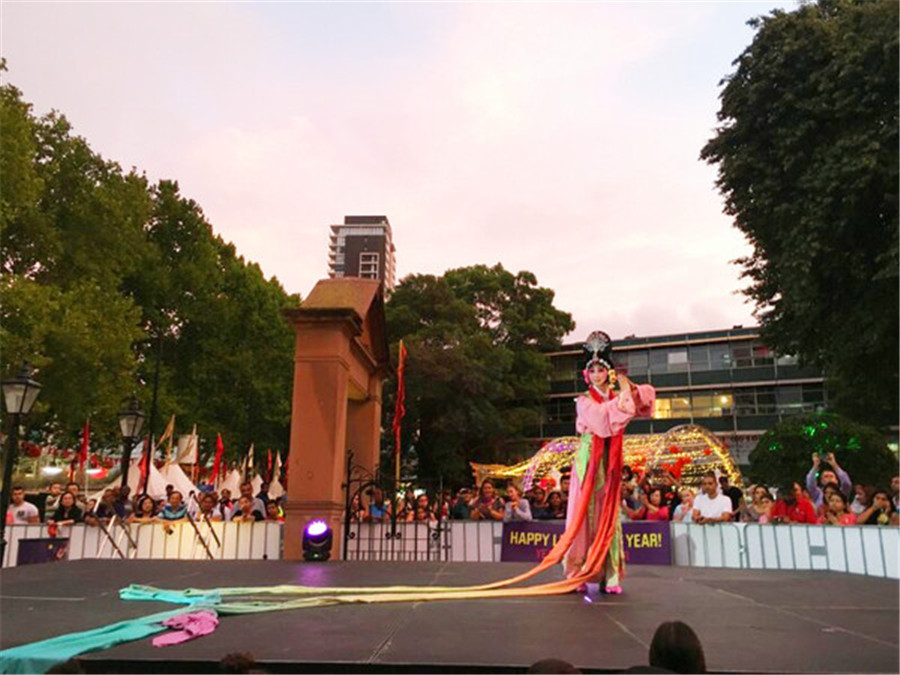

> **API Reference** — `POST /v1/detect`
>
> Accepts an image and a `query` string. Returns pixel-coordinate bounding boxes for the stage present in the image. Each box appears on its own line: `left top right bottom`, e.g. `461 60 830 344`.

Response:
1 560 897 673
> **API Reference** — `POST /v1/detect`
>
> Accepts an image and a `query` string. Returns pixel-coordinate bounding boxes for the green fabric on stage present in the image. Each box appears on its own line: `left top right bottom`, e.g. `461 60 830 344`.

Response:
0 607 215 675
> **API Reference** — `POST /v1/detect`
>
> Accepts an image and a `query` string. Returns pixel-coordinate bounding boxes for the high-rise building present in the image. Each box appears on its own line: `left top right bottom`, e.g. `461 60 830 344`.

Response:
327 216 396 292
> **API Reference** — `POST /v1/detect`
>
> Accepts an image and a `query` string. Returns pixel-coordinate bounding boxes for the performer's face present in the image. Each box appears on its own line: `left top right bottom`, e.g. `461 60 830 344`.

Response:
588 365 608 387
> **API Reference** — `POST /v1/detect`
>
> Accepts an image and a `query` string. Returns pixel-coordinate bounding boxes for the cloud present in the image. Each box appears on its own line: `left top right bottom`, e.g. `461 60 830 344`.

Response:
2 1 779 338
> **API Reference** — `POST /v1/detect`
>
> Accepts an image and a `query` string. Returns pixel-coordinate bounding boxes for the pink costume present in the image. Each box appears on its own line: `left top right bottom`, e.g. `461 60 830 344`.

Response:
563 382 655 585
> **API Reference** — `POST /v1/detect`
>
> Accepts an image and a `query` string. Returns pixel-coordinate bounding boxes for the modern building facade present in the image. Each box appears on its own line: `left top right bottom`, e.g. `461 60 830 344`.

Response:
327 216 397 292
539 327 827 467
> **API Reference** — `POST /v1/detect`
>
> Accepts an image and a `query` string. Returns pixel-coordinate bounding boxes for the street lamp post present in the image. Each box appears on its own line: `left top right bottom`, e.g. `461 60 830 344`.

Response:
118 397 145 489
1 362 42 561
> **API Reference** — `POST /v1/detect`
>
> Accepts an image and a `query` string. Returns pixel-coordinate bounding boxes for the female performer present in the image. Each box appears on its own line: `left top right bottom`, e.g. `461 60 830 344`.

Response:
564 330 655 594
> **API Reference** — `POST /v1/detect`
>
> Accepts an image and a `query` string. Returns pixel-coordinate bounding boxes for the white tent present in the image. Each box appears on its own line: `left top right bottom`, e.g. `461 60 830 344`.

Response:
218 468 241 497
268 477 284 500
159 462 199 502
88 457 168 502
268 452 284 499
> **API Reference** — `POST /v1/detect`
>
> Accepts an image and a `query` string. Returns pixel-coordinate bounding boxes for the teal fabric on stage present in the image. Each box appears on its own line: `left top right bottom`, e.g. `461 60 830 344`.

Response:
119 584 222 605
0 606 215 675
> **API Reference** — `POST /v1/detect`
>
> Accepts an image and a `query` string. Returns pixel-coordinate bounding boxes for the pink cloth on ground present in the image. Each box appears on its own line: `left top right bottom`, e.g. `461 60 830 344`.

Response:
151 610 219 647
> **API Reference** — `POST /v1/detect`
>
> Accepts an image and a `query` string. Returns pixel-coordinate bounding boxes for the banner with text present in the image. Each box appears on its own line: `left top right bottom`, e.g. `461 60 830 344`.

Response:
500 520 671 564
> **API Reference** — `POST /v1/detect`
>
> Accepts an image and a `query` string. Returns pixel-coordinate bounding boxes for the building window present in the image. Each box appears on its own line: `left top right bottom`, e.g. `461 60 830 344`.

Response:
730 341 776 368
692 391 733 417
653 391 692 419
359 252 380 280
543 399 576 424
709 343 731 370
627 350 649 376
689 345 710 372
551 356 578 382
667 349 689 373
649 349 669 374
776 385 803 414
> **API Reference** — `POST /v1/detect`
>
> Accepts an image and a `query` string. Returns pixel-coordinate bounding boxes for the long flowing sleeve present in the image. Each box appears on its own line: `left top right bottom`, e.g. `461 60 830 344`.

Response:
632 384 655 418
576 385 656 438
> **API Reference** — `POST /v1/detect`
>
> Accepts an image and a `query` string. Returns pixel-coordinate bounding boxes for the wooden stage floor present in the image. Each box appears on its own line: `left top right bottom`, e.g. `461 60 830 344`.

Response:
1 559 897 673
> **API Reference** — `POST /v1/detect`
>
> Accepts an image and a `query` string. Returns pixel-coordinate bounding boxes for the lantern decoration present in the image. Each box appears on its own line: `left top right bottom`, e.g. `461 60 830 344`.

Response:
472 424 742 490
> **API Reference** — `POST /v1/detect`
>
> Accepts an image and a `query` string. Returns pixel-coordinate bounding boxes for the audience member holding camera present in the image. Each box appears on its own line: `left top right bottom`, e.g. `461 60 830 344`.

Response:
806 452 853 510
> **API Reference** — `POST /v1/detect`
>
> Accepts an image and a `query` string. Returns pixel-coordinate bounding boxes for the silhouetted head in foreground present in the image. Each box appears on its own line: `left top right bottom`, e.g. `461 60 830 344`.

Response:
528 657 582 673
219 652 266 674
649 621 706 674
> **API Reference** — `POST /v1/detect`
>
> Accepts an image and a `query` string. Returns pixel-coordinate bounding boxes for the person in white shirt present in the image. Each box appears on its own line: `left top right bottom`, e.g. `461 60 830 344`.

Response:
7 487 40 524
691 472 733 524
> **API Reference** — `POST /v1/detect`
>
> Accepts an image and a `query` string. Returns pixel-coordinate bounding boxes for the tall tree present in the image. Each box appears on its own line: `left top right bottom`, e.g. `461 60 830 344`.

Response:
701 0 898 426
0 70 149 445
384 265 574 485
748 412 895 487
0 72 297 462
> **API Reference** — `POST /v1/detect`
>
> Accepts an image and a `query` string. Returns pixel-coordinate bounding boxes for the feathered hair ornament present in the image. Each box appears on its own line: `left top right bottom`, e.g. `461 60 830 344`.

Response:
582 330 616 385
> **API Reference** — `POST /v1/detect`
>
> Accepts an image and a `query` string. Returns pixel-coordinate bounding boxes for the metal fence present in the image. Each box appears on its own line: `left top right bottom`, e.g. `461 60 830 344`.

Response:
344 519 451 561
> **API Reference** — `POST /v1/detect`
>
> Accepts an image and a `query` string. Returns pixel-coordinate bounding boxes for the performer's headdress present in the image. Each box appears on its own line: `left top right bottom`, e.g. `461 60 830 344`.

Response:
583 330 614 371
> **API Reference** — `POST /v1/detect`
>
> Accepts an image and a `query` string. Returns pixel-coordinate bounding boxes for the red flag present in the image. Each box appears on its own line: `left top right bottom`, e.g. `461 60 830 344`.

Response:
138 436 151 493
78 419 90 471
266 449 273 482
211 433 225 483
392 340 407 481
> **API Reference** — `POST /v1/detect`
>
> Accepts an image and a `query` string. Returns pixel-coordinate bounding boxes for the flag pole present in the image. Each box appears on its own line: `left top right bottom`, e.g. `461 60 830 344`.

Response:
393 340 407 488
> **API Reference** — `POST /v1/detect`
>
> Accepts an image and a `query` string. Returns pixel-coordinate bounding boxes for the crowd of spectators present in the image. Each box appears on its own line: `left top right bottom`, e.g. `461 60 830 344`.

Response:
347 451 899 529
350 475 574 525
8 450 899 532
619 451 899 527
6 480 287 529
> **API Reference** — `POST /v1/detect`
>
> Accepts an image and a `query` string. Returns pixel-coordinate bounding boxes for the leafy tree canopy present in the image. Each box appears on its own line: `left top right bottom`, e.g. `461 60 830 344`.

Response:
0 65 296 464
384 264 574 486
701 0 899 426
748 412 896 487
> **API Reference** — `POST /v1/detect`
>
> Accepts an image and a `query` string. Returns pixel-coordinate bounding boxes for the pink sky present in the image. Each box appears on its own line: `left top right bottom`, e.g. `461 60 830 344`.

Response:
2 2 794 341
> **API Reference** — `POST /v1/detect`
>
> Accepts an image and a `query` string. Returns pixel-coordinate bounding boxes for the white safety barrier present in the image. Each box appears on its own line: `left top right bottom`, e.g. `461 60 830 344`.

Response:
672 522 899 579
346 520 899 579
5 520 896 580
2 521 282 568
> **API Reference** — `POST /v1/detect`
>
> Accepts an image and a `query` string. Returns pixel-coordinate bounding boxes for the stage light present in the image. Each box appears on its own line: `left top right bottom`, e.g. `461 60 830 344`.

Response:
302 519 333 561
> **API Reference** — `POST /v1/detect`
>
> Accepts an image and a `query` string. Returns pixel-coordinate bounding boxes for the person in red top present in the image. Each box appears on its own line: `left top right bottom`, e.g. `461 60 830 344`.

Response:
771 481 817 524
635 486 670 521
